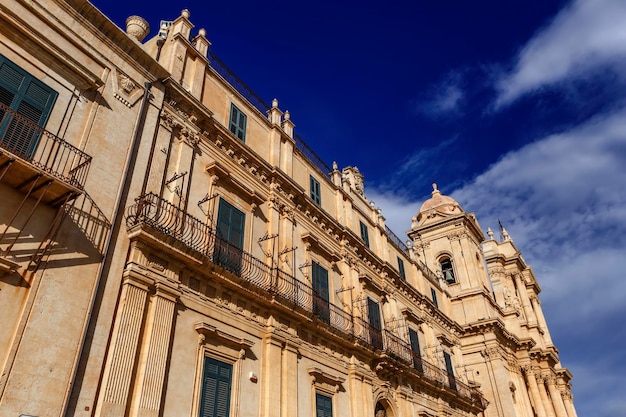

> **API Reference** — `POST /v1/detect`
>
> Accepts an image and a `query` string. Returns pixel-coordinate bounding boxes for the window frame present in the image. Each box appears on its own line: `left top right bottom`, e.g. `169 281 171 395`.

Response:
0 54 57 157
214 198 246 276
408 327 423 373
228 103 247 142
439 256 456 284
397 256 406 280
359 220 370 248
310 175 321 205
367 297 383 350
311 260 330 324
430 287 438 308
199 356 233 417
315 392 333 417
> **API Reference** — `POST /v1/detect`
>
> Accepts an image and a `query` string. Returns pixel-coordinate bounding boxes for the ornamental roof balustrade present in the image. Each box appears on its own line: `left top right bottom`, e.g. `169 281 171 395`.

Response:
125 192 486 408
207 50 331 178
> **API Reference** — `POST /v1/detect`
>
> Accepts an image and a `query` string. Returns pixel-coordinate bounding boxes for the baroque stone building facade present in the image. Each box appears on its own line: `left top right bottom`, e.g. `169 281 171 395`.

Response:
0 2 576 417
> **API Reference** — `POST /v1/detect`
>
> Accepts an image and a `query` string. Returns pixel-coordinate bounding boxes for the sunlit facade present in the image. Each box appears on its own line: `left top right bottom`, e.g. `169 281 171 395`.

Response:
0 3 576 417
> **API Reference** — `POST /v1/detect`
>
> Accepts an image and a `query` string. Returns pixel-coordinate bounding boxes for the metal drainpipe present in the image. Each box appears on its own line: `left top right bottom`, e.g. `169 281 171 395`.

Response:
62 80 158 416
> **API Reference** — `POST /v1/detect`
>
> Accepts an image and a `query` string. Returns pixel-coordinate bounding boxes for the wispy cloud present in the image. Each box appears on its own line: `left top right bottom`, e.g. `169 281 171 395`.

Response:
374 105 626 417
368 136 460 197
496 0 626 107
418 71 466 118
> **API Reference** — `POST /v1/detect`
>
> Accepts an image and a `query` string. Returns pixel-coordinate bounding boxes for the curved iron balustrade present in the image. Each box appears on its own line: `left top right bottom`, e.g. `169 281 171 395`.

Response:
125 193 486 407
0 102 91 189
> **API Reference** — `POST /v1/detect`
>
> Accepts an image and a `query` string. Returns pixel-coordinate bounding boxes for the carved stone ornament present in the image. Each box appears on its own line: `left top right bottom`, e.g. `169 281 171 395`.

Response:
111 68 144 107
342 166 365 197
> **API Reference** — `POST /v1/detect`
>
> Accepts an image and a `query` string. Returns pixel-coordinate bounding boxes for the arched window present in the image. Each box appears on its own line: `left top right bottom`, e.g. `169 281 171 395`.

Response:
440 257 456 284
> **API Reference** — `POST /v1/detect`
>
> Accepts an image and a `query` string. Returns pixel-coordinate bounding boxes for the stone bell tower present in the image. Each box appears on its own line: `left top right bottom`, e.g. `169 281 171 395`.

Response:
406 183 495 324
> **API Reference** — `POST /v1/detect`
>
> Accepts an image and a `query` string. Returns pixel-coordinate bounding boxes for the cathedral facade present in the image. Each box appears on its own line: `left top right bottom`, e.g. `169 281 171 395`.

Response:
0 3 576 417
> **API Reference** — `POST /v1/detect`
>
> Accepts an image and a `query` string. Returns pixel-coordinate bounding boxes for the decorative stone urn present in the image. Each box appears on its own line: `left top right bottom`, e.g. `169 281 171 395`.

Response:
126 15 150 41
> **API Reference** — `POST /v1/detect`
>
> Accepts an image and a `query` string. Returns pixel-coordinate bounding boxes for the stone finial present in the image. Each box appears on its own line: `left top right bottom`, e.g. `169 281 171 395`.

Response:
431 182 440 196
281 110 294 137
126 16 150 42
487 227 494 240
502 227 510 241
332 161 338 171
181 9 191 19
272 98 279 108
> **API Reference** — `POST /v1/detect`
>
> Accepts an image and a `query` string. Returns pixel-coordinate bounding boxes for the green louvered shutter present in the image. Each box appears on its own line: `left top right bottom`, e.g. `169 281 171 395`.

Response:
200 357 232 417
229 103 246 142
316 393 332 417
0 55 57 157
312 261 330 323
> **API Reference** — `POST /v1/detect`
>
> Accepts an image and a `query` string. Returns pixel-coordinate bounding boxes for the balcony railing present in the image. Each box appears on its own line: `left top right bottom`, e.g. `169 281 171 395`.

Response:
0 102 91 190
125 193 486 407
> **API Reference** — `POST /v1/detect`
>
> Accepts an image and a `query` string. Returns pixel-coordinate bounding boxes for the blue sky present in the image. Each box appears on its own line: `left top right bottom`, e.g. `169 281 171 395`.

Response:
94 0 626 415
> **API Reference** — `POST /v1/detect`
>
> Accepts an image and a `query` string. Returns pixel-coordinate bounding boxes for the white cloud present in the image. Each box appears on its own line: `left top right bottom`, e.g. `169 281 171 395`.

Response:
419 72 465 117
496 0 626 106
372 105 626 417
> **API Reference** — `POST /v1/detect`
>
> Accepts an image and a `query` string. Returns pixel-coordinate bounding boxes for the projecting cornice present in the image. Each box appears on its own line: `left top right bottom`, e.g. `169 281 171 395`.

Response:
463 317 530 351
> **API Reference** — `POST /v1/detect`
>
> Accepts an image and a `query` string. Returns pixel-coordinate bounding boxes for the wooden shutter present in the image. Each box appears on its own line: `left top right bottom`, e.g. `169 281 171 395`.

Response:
216 199 245 249
200 357 232 417
367 298 383 349
408 328 423 372
360 221 369 248
316 393 333 417
312 262 330 323
0 55 57 157
229 104 246 141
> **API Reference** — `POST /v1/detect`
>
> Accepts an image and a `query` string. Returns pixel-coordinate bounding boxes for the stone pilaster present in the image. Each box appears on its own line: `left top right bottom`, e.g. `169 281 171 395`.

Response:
530 296 554 346
97 272 152 417
514 274 536 325
281 341 298 417
132 283 181 417
260 327 284 417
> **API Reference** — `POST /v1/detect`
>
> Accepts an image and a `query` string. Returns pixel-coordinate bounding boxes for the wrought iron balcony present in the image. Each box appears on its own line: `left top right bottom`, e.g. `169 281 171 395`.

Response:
0 103 91 205
125 193 486 408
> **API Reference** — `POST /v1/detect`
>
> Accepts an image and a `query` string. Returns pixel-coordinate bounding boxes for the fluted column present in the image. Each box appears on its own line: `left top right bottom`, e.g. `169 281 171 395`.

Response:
514 274 536 325
97 272 152 417
523 366 546 417
546 376 568 417
133 283 181 417
562 390 577 417
537 374 556 417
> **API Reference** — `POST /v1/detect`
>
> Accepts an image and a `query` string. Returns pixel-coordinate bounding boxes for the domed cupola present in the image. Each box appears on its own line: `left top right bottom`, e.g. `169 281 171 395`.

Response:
414 183 464 227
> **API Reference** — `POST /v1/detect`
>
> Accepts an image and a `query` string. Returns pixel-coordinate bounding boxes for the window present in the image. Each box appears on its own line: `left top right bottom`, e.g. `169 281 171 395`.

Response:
199 356 232 417
408 328 423 373
0 55 57 157
316 393 333 417
228 103 246 141
310 175 321 205
430 288 438 308
397 257 406 280
367 297 383 350
359 221 369 248
443 351 457 391
214 199 245 275
312 261 330 324
440 257 456 284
